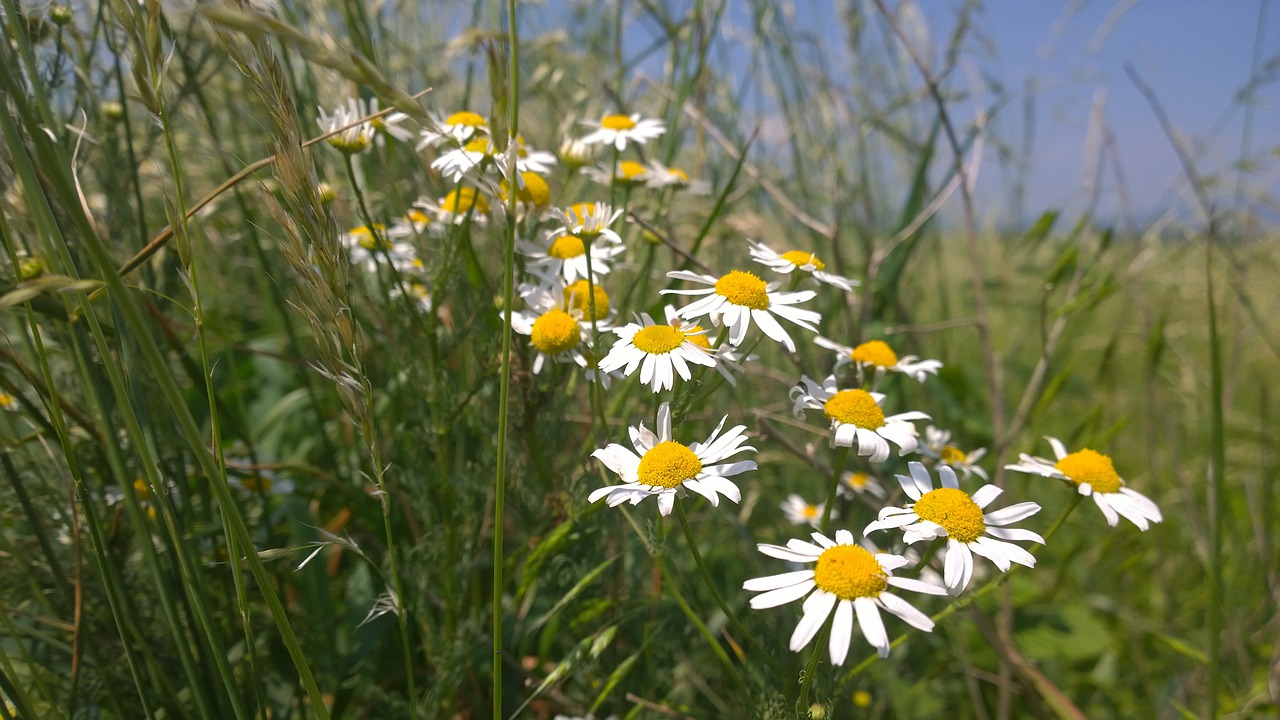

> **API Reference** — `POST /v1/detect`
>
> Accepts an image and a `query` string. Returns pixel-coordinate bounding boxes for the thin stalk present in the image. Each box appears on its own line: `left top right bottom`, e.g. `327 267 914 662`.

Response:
493 0 521 715
1205 237 1225 717
819 447 851 533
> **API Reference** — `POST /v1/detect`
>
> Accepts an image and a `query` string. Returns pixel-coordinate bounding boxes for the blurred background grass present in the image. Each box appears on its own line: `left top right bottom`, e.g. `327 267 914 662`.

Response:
1 0 1277 718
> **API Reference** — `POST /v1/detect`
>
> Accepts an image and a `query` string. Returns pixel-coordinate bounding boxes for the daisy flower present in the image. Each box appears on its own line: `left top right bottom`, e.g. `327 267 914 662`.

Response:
340 224 416 272
317 99 374 154
598 312 715 393
839 471 887 501
390 279 433 313
0 391 17 411
431 136 495 182
748 240 858 292
414 188 491 225
922 426 989 481
544 202 624 245
662 269 820 352
744 529 946 662
780 494 832 528
660 305 748 387
417 110 488 149
814 337 943 387
559 278 613 322
1005 437 1163 531
864 463 1044 595
519 229 625 285
578 112 666 151
589 402 756 516
585 159 650 187
790 375 928 462
363 98 413 144
644 160 709 194
508 283 607 374
558 136 597 170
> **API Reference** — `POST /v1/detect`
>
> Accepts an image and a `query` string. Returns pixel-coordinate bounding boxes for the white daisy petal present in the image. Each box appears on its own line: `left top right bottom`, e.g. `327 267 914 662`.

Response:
854 597 889 657
829 599 855 665
790 590 837 652
743 570 815 593
749 579 817 609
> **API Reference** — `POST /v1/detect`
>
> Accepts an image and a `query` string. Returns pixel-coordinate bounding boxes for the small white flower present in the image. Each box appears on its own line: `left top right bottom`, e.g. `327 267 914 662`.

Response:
544 202 624 245
838 471 887 501
413 188 491 225
790 375 928 462
340 223 416 272
644 160 709 194
1004 437 1163 531
508 283 609 375
598 313 716 393
921 426 989 481
744 529 945 663
748 240 858 292
578 112 666 151
431 136 494 182
865 463 1044 595
813 337 942 388
662 269 820 353
589 403 756 516
417 110 488 149
519 223 625 285
780 494 832 528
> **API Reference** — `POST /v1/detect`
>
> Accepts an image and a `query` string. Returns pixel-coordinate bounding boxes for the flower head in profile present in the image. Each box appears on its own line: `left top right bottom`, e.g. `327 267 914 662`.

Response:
545 202 624 245
780 494 832 528
662 269 820 352
748 240 858 292
645 160 709 193
865 463 1044 595
744 529 946 663
586 159 650 187
814 337 942 388
578 112 666 151
317 98 411 153
519 226 625 285
508 283 608 374
589 403 756 516
1005 437 1163 531
340 223 416 272
839 471 887 501
790 375 928 462
417 110 488 149
923 426 989 481
598 312 715 393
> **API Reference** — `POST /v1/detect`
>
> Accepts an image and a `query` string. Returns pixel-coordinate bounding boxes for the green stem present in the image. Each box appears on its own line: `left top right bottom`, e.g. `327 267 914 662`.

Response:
797 621 831 710
819 447 851 534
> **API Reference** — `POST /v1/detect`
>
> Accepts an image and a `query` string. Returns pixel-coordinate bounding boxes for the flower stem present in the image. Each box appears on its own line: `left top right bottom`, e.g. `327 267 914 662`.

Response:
797 620 831 709
819 447 851 533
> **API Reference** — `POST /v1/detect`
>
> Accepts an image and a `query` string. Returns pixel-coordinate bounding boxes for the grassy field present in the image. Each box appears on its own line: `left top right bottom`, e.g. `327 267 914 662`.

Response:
1 1 1277 718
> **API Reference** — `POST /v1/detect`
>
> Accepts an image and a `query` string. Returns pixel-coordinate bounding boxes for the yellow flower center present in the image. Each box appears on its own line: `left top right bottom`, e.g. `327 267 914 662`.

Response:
499 172 552 207
1054 448 1122 494
406 209 430 226
407 283 429 300
780 250 826 271
562 279 610 320
713 270 770 310
327 133 370 154
850 340 899 368
853 691 872 709
636 441 702 489
132 479 150 501
0 392 15 409
939 445 967 465
847 472 869 489
618 160 647 180
667 167 690 183
802 504 819 520
351 224 390 251
446 111 486 127
822 389 885 429
568 202 594 222
442 188 489 215
547 235 586 259
813 544 887 600
683 324 711 349
913 488 985 543
530 309 580 355
601 114 636 131
633 325 686 354
463 137 493 154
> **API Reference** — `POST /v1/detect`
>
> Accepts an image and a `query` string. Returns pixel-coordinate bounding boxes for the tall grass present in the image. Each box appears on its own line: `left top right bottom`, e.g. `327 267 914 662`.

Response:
1 1 1276 718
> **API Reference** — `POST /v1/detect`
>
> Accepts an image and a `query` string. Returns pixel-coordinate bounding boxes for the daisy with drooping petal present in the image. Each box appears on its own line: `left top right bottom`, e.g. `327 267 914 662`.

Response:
748 240 859 292
518 229 625 285
598 313 716 393
744 529 946 662
780 494 832 528
545 202 625 245
662 270 820 352
922 426 989 481
507 283 608 375
578 112 666 151
417 110 489 149
814 337 943 387
865 462 1044 595
589 402 756 516
660 305 748 387
839 471 887 501
1005 437 1163 531
790 375 928 462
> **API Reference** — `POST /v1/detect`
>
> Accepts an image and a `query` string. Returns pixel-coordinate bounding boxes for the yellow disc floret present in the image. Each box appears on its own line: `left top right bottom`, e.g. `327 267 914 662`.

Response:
781 250 826 271
850 340 899 368
813 544 887 600
846 472 869 489
351 224 390 250
463 136 493 154
530 309 580 355
601 114 637 131
823 389 886 429
683 324 711 349
913 488 985 543
442 188 489 215
499 172 552 207
1054 448 1122 494
446 110 486 127
714 270 770 310
939 445 967 465
618 160 647 181
636 441 702 489
633 325 686 354
562 279 610 320
547 235 586 259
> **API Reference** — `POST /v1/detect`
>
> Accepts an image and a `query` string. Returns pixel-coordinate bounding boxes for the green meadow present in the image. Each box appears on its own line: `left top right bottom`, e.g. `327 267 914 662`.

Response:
1 1 1276 718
